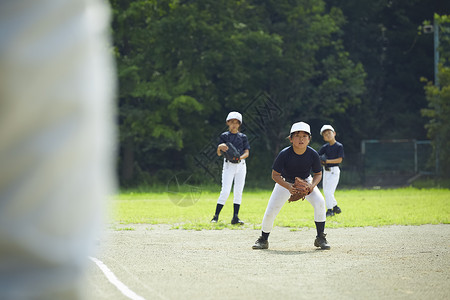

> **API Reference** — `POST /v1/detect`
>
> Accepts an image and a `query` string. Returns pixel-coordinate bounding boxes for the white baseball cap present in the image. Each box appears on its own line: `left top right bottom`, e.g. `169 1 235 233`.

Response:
226 111 242 123
320 125 335 135
290 122 311 135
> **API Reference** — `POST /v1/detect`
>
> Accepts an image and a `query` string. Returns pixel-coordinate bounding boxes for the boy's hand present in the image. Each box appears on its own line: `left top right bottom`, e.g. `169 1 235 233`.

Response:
218 143 229 152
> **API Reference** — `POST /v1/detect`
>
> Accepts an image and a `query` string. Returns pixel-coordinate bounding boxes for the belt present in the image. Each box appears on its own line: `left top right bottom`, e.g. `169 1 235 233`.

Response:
225 159 244 164
285 177 310 184
324 165 339 171
225 160 240 164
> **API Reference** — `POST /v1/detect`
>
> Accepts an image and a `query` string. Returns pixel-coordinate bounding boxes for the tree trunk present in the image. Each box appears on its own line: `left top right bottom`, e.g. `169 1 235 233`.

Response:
121 137 134 184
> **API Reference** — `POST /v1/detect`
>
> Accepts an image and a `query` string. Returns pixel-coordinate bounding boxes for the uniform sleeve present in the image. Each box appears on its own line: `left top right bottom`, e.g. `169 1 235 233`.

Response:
338 143 345 158
318 144 326 155
218 132 227 145
311 151 322 173
242 134 250 150
272 151 284 173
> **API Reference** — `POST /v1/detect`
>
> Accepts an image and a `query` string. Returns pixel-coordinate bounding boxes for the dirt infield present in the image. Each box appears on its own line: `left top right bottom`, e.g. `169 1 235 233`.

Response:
86 224 449 300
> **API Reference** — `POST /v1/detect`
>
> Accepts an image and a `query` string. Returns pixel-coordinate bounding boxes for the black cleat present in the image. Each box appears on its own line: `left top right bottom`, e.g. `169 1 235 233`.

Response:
333 205 342 214
252 236 269 250
314 233 331 250
231 217 244 225
211 215 218 223
326 209 335 217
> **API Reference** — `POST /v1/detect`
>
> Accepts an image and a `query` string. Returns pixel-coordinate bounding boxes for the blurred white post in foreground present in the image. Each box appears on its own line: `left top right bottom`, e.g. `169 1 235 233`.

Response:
0 0 116 298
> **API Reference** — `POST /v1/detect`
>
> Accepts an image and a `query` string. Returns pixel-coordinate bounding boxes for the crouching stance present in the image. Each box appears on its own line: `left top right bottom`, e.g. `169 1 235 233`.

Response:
252 122 330 250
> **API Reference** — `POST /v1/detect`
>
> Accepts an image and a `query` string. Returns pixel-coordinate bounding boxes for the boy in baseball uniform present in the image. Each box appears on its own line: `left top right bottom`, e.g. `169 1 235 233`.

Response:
211 112 250 225
318 125 344 217
252 122 330 250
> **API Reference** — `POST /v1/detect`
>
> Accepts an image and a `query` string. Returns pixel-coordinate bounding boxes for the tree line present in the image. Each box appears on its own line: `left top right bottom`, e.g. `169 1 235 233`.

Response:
110 0 449 187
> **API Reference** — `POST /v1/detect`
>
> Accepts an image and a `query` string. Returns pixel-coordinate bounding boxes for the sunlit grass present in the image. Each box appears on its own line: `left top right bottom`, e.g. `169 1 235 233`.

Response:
109 187 450 230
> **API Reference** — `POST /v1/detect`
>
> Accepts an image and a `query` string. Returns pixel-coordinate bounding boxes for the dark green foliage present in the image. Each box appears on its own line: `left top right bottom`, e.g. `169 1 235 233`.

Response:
421 14 450 178
324 0 449 153
422 65 450 177
111 0 366 186
110 0 449 186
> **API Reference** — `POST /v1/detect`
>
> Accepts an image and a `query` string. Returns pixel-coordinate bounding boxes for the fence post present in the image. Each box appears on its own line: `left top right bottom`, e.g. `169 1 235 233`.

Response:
361 140 366 186
414 139 418 174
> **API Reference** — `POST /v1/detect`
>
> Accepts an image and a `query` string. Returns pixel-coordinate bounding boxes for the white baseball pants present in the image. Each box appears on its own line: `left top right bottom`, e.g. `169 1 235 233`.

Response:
261 176 326 233
217 159 247 205
323 166 340 209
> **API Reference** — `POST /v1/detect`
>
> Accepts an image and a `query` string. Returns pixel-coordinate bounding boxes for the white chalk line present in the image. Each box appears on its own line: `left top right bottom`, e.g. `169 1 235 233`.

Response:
89 256 146 300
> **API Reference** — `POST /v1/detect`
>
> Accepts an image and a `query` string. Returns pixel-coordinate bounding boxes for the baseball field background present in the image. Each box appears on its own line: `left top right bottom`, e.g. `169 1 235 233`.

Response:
85 186 450 300
90 2 450 298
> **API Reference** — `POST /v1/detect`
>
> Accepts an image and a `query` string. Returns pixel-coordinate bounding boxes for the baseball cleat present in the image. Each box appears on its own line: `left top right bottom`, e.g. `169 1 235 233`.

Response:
326 209 335 217
211 215 218 223
231 217 244 225
252 236 269 250
314 233 331 250
333 205 342 214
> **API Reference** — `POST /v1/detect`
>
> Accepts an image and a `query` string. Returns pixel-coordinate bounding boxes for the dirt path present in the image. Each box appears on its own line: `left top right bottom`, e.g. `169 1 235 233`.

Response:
86 224 450 300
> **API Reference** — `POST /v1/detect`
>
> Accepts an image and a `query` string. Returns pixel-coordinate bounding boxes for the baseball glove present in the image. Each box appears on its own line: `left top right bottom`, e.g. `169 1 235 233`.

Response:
222 142 241 163
320 154 327 166
288 177 311 202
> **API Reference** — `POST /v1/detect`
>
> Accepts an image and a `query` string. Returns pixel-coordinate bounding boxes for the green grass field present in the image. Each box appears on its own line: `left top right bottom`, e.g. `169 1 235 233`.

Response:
109 187 450 230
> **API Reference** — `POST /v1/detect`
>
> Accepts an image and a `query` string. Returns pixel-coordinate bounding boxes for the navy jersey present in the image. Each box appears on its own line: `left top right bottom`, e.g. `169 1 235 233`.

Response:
218 132 250 156
318 141 344 167
272 146 322 182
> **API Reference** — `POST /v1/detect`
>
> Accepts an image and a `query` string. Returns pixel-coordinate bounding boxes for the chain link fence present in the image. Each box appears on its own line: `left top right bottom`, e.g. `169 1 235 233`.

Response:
360 139 435 187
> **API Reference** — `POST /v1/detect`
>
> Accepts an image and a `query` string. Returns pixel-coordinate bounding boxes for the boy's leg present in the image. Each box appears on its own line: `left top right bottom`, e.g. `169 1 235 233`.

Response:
253 183 289 249
323 167 340 209
231 161 246 224
211 204 224 222
261 183 290 233
305 182 330 250
212 162 235 222
305 186 327 224
322 169 333 210
232 160 247 206
217 161 235 206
